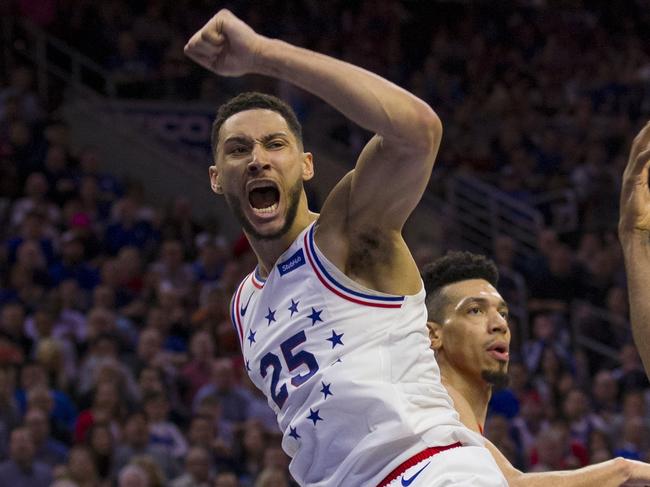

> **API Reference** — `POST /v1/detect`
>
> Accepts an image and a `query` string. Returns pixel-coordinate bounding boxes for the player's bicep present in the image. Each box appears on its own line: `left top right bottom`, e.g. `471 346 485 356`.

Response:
347 132 440 231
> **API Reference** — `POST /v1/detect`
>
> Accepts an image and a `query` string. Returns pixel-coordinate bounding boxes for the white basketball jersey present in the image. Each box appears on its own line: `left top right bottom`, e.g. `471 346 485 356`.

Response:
230 222 483 486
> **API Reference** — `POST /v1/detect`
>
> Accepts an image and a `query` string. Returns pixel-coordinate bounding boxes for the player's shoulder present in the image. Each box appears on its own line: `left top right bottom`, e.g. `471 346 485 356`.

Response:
443 382 481 434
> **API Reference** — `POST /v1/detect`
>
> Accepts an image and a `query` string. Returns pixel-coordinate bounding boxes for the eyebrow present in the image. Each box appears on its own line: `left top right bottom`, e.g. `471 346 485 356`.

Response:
457 296 508 310
223 132 290 146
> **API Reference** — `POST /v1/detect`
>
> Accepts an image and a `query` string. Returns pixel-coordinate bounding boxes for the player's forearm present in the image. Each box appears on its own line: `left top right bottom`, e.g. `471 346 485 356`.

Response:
621 232 650 374
511 458 631 487
254 38 441 151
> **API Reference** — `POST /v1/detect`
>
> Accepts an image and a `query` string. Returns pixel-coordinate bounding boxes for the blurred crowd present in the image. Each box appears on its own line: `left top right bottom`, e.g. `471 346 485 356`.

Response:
1 0 650 486
11 0 650 229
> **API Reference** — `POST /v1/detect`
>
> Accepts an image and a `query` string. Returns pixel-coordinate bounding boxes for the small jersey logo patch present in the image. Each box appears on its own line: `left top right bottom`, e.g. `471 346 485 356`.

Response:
277 249 306 276
401 461 430 486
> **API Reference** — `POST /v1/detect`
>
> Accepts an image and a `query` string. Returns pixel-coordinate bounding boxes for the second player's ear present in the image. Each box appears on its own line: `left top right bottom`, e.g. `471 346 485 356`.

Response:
427 320 443 351
209 165 223 194
302 152 314 181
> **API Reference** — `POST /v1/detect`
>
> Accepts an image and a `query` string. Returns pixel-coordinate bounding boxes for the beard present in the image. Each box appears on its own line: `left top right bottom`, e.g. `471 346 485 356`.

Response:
225 178 303 241
481 368 509 389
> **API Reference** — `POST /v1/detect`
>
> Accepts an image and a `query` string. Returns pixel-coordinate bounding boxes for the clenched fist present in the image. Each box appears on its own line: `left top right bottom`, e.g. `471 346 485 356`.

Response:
184 9 267 77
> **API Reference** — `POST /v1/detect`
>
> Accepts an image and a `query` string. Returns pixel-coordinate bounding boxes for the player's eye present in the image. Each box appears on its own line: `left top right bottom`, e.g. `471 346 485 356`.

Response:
230 146 248 154
499 310 509 319
468 306 482 315
267 140 285 149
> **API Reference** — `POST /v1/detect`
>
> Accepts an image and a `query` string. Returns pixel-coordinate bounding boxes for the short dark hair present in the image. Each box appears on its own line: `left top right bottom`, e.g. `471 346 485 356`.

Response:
211 92 303 159
422 251 499 322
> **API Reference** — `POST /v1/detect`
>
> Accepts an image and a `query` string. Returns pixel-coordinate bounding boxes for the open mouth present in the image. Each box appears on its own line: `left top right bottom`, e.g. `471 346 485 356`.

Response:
486 342 510 362
248 182 280 215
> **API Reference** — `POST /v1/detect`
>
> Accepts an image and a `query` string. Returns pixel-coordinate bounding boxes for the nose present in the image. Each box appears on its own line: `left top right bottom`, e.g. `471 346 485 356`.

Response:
488 311 508 335
247 143 271 174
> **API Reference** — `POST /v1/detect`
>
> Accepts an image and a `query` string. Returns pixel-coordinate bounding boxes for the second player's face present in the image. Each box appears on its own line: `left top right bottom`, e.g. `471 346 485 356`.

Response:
211 109 313 240
436 279 510 384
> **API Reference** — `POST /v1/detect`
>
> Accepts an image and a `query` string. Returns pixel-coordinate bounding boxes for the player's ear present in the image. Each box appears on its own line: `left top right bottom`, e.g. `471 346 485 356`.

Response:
427 320 443 351
209 165 223 194
302 152 314 181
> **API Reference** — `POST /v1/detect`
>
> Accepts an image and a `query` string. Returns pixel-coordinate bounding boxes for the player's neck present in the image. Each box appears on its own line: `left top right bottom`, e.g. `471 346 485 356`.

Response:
247 206 318 277
440 360 492 428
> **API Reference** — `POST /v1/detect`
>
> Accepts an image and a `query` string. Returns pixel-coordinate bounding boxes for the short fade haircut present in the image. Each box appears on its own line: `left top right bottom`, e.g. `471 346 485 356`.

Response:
211 92 303 159
422 251 499 323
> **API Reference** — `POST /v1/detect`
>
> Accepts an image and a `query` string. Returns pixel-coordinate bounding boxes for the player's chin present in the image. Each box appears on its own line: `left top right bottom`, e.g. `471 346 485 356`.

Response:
247 212 289 240
481 368 509 388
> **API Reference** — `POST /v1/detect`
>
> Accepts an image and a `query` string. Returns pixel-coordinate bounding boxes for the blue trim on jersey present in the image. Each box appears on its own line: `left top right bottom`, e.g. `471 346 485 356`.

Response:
307 224 405 303
254 267 267 283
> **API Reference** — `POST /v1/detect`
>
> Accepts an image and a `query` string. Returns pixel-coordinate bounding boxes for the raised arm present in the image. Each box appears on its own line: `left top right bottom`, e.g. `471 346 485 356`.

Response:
619 122 650 376
184 9 440 234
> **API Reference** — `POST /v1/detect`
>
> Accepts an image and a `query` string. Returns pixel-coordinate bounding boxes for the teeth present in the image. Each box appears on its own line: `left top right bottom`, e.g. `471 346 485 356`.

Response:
254 203 278 214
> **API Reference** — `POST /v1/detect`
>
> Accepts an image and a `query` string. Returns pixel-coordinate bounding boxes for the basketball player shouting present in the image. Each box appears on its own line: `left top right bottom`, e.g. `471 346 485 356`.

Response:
185 8 506 487
423 251 650 487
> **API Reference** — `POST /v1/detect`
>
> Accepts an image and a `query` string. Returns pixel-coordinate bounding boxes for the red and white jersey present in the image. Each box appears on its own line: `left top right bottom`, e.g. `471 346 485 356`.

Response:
230 222 483 486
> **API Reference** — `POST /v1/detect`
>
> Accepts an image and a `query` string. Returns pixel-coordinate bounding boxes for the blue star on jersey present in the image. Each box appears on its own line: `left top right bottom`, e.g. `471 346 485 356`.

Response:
288 426 300 440
288 299 300 317
247 329 257 346
307 408 323 426
326 330 344 348
245 360 251 372
320 381 333 400
308 307 323 326
265 308 277 326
